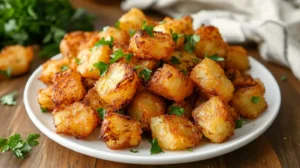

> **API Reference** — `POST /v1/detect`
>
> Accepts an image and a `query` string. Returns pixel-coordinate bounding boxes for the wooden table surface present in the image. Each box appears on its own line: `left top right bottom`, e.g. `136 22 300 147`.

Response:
1 0 300 167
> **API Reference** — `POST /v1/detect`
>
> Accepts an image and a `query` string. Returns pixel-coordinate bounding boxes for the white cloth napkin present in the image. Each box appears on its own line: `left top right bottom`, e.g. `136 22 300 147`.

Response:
121 0 300 80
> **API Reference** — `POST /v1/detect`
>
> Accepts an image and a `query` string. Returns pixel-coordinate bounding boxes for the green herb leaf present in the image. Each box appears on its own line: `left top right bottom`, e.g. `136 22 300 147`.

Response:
41 107 48 113
93 62 109 76
180 69 188 75
130 149 139 153
115 21 120 29
187 148 193 152
192 58 200 63
96 108 106 120
129 29 136 37
171 30 183 43
138 68 152 82
61 65 68 71
169 105 184 116
184 35 200 53
110 49 133 64
206 54 225 62
26 134 40 146
142 21 154 37
95 37 114 49
280 75 287 82
0 67 12 78
150 138 164 155
0 91 17 106
74 57 83 65
134 66 143 70
170 56 181 64
235 119 244 128
251 96 260 104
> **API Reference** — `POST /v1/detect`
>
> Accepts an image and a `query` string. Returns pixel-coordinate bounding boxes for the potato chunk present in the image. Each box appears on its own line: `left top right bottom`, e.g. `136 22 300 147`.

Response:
76 46 111 79
225 46 249 71
192 96 235 143
194 26 227 58
95 62 139 110
148 64 194 102
52 70 86 106
0 45 33 77
231 85 267 119
100 113 142 149
190 58 234 102
82 87 113 113
163 50 200 72
39 58 70 85
53 102 99 138
60 31 97 59
150 115 202 150
37 85 55 111
128 90 166 130
129 30 175 60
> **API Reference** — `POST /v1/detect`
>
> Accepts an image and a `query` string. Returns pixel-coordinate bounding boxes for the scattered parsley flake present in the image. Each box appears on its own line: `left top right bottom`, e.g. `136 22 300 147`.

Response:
134 65 143 70
0 91 18 106
187 148 193 152
0 67 12 78
115 21 120 29
40 107 48 113
181 69 188 75
184 34 200 53
138 68 152 82
61 65 68 71
110 49 133 64
129 29 136 37
170 56 181 64
251 96 260 104
280 75 287 82
130 149 139 153
150 138 164 155
142 21 154 37
206 54 224 62
93 62 108 76
169 105 184 116
74 57 83 65
95 37 114 49
96 108 106 120
235 119 245 128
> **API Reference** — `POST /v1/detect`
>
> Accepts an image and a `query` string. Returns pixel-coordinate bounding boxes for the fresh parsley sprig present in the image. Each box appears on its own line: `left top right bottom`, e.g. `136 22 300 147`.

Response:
184 35 200 53
96 108 106 120
110 49 133 64
94 37 114 49
134 66 152 82
170 56 181 64
169 105 184 116
142 21 154 37
149 138 163 155
93 62 109 76
206 53 224 62
0 91 18 106
251 96 260 104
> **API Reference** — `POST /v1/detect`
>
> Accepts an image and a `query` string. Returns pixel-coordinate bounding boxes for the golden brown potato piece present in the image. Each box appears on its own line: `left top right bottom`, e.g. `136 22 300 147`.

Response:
76 46 112 79
53 102 99 138
154 16 194 48
100 113 142 149
225 46 249 71
192 96 235 143
37 85 55 111
231 85 267 119
194 26 227 58
128 90 166 130
82 87 113 113
150 115 202 150
190 58 234 102
60 31 97 59
118 8 154 32
148 64 194 102
39 58 70 85
0 45 33 77
163 50 200 73
95 62 139 110
129 30 175 60
52 70 86 106
228 105 239 121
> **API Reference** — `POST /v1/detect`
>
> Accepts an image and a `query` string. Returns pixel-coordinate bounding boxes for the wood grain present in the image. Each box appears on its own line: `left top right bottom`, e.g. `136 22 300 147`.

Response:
0 0 300 167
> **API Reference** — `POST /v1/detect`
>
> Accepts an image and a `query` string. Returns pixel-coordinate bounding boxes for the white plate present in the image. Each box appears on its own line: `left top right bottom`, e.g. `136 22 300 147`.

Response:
24 54 281 165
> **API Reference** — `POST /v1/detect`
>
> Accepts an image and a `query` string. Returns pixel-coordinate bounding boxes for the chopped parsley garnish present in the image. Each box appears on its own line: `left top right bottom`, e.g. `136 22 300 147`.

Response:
110 49 133 64
206 54 224 62
115 21 120 29
94 37 114 49
0 67 12 78
150 138 164 155
187 148 193 152
61 65 68 71
0 134 40 159
142 21 154 37
171 30 183 42
93 62 109 76
181 69 188 75
1 91 18 106
129 29 136 37
74 57 83 65
170 56 181 64
137 68 152 82
130 149 139 153
192 58 200 63
184 34 200 53
96 108 106 120
41 107 48 113
169 105 184 116
251 96 260 104
280 75 287 82
235 119 246 128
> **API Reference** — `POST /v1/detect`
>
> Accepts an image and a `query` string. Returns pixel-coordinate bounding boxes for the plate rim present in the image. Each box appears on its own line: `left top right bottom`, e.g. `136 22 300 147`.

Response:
24 54 281 165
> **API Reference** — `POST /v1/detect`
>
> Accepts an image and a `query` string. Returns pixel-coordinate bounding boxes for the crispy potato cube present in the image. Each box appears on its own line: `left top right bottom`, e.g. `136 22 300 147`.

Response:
39 58 70 85
192 96 235 143
225 46 249 71
150 115 202 150
95 62 139 110
82 87 113 113
190 58 234 102
76 46 112 79
163 50 200 72
129 30 175 60
60 31 97 59
194 26 227 58
53 102 99 138
231 85 267 119
118 8 154 32
128 90 166 130
37 85 55 111
100 113 142 149
148 64 194 102
0 45 33 77
154 16 194 48
52 70 86 106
